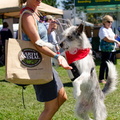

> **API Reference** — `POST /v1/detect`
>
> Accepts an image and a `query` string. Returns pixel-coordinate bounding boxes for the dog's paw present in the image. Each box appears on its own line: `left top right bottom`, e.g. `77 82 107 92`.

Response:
72 80 81 99
73 89 80 99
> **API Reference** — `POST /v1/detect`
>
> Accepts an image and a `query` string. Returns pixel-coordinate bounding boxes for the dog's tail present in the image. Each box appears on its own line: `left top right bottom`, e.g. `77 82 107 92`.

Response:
102 61 118 95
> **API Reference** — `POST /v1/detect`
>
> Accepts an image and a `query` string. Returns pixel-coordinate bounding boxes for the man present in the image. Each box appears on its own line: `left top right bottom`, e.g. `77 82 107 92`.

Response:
44 15 60 52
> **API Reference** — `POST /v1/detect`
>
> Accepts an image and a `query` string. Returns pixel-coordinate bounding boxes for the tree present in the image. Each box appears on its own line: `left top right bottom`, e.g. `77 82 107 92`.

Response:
42 0 59 8
61 0 74 10
61 0 107 25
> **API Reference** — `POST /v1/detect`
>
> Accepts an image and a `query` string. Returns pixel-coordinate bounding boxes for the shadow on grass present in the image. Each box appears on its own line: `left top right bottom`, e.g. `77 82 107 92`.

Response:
0 64 4 67
0 79 9 82
63 82 73 87
94 58 101 66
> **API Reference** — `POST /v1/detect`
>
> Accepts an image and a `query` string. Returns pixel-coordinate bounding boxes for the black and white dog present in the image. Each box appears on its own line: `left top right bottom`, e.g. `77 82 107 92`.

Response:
35 23 118 120
61 24 118 120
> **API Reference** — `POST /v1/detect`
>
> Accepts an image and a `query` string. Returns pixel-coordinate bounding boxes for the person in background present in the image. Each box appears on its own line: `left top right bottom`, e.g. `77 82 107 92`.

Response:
0 22 13 49
0 34 2 57
0 22 13 65
0 38 4 65
19 0 72 120
99 15 120 84
44 15 60 53
0 35 3 64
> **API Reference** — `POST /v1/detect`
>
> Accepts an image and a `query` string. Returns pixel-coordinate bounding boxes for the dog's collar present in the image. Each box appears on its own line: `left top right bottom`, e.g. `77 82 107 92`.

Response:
65 48 90 64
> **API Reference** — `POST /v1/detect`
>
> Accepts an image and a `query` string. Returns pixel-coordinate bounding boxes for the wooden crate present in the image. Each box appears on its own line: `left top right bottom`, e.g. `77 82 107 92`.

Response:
116 53 120 59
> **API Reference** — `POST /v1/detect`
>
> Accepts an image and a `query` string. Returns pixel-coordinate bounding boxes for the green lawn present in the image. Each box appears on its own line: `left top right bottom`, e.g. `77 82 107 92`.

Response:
0 59 120 120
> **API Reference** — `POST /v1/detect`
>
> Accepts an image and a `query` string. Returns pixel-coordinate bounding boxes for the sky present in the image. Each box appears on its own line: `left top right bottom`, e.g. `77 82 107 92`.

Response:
57 0 63 9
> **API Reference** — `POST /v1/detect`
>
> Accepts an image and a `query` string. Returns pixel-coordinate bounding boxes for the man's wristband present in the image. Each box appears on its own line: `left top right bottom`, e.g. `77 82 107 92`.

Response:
53 54 60 59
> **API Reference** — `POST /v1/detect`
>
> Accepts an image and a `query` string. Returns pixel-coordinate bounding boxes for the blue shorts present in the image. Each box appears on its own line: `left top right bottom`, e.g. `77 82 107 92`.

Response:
33 68 63 102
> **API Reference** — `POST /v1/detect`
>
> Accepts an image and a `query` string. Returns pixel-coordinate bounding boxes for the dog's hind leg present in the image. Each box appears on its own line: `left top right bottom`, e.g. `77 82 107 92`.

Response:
75 96 93 120
72 72 90 99
77 113 93 120
92 100 107 120
75 103 93 120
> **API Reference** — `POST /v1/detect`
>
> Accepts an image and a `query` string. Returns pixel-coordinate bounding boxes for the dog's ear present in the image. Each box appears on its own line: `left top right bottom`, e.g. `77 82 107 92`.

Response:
76 24 84 35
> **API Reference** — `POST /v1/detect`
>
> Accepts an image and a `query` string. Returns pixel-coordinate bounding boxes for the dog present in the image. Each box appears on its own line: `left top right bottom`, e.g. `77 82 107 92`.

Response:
61 24 118 120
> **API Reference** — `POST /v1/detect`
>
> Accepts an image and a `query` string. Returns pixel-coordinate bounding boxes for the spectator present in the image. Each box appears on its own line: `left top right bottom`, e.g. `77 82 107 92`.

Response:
44 15 60 52
0 34 2 57
99 15 120 84
0 22 13 65
0 22 13 48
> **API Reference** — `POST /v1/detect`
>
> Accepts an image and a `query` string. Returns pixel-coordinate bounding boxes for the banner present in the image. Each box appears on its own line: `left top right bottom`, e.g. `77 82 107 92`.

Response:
75 0 120 6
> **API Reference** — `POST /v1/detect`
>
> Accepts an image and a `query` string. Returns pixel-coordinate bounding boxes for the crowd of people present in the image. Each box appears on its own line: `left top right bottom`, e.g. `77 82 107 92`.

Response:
0 15 60 66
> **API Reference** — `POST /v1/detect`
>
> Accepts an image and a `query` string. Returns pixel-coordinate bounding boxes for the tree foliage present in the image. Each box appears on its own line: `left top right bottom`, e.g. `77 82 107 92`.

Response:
61 0 74 10
56 0 115 25
60 0 103 24
42 0 59 8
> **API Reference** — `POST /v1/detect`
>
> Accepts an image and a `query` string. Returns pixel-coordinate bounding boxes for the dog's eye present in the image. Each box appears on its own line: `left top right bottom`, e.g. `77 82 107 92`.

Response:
67 36 72 39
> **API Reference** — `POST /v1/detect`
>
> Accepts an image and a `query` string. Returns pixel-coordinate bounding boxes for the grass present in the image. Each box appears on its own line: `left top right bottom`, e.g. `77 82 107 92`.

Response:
0 59 120 120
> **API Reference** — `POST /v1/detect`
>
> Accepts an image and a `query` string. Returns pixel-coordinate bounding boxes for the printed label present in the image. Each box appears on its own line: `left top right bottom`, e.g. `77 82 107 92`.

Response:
19 48 42 67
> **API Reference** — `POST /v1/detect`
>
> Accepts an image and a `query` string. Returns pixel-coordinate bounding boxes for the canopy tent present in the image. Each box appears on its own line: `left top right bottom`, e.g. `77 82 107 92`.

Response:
0 0 63 18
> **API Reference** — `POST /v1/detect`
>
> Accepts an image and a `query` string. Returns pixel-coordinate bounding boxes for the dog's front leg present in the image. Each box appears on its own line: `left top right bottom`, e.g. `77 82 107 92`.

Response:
72 72 90 99
72 80 82 99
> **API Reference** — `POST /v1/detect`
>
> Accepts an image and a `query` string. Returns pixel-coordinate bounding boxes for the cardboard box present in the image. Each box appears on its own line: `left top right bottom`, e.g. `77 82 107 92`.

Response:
93 27 100 37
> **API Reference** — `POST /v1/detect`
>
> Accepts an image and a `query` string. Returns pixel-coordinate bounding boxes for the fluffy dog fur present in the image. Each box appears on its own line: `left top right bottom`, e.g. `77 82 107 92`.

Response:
61 24 118 120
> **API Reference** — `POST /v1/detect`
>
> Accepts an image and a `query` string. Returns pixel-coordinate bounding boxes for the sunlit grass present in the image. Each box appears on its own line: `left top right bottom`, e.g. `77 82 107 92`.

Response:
0 59 120 120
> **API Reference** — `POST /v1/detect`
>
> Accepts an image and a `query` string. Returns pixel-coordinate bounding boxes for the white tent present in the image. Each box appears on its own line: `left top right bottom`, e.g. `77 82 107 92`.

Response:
71 17 94 27
0 0 63 18
0 0 63 37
